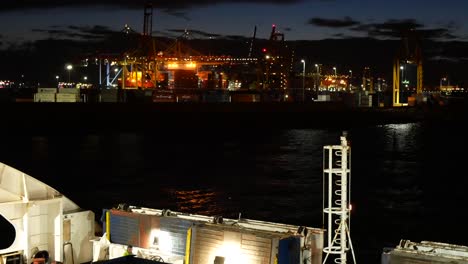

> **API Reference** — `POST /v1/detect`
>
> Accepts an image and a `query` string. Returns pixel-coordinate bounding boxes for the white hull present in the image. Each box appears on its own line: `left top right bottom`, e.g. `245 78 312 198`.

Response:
0 162 95 264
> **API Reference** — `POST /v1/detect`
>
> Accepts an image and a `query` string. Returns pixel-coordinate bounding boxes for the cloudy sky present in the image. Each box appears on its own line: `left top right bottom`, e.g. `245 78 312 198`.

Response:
1 0 467 46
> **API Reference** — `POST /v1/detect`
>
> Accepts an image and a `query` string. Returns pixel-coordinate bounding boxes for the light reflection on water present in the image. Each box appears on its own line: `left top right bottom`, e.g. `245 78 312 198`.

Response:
0 121 466 263
169 189 223 216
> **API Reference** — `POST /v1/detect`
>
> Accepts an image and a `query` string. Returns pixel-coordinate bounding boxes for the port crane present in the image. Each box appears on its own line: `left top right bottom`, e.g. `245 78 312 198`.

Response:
88 5 294 92
259 24 292 91
392 29 423 106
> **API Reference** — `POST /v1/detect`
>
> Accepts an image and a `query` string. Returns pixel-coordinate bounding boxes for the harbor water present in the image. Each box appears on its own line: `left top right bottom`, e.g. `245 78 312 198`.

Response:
0 119 466 263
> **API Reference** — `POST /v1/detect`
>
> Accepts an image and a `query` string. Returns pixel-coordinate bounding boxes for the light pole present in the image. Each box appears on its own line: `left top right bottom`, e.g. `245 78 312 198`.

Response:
440 77 447 91
301 59 305 102
315 64 320 93
349 70 352 91
66 64 73 83
400 65 404 86
333 67 337 90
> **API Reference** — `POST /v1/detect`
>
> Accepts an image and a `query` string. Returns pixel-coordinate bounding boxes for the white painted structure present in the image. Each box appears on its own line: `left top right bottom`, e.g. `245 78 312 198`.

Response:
0 162 95 264
322 134 356 264
382 240 468 263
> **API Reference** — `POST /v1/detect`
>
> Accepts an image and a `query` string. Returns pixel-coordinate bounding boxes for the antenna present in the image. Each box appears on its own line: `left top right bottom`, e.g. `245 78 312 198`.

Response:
143 2 153 36
248 25 257 58
322 132 356 264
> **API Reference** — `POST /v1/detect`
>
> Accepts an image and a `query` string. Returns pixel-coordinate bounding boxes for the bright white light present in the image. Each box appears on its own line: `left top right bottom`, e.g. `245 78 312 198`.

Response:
212 241 248 264
149 229 173 253
66 65 73 70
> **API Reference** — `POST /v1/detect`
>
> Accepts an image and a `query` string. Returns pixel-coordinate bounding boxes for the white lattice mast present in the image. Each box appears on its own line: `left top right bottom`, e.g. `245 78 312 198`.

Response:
322 133 356 264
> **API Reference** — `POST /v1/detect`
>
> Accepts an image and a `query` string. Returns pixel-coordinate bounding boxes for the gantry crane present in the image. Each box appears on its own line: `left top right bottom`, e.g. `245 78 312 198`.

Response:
259 24 292 91
392 29 423 107
120 2 158 89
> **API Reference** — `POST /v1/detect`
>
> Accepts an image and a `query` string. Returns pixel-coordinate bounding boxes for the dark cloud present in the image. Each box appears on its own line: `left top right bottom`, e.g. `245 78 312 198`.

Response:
0 0 303 12
32 28 69 35
307 17 460 41
331 33 344 38
163 10 190 20
308 16 360 28
68 25 117 35
223 35 250 40
417 28 457 40
166 28 252 40
167 29 221 39
442 21 459 31
152 30 179 38
30 24 240 44
350 19 458 40
31 25 122 42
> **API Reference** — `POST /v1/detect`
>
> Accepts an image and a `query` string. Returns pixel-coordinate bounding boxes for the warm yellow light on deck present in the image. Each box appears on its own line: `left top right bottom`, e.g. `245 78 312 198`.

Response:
210 241 248 264
167 62 179 69
185 62 197 68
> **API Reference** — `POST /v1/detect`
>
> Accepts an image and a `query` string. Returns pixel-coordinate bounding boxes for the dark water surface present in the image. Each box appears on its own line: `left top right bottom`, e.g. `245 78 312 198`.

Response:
1 120 466 263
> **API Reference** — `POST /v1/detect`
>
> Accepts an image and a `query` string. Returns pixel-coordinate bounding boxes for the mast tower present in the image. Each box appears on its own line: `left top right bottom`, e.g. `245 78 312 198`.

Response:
322 133 356 264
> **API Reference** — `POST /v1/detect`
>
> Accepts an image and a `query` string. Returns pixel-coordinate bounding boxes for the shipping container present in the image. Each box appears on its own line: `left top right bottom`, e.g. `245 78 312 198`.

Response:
187 222 311 264
173 70 198 89
58 88 80 95
153 90 176 103
230 93 261 102
359 95 372 107
317 94 331 102
101 89 121 102
37 88 57 94
176 94 201 103
34 93 55 102
202 90 230 103
103 207 324 264
56 93 80 102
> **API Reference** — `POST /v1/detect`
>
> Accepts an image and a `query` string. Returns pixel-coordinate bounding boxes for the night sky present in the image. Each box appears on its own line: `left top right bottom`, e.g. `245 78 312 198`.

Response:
1 0 467 44
1 0 468 86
